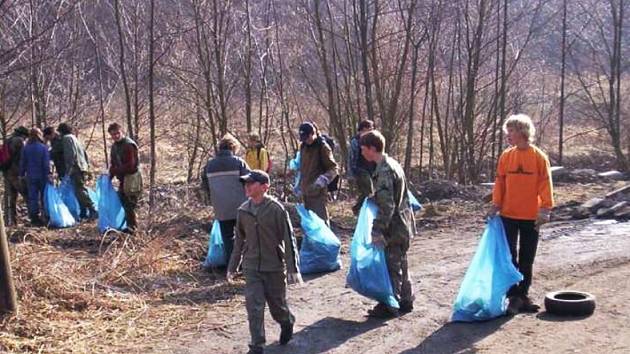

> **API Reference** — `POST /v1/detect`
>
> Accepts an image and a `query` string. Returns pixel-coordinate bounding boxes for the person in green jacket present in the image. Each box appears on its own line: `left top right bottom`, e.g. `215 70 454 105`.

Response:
226 170 302 354
58 123 97 220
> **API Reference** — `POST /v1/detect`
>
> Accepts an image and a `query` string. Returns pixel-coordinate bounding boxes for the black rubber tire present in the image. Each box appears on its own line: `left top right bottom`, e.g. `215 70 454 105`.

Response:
544 290 596 316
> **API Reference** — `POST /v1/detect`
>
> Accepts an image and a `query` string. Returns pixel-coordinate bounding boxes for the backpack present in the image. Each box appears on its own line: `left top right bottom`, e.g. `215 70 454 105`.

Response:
0 141 13 171
319 134 340 192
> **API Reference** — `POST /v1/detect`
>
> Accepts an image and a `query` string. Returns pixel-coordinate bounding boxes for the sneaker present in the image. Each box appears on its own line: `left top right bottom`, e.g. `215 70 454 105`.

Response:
520 296 540 313
506 296 523 316
367 303 399 319
279 323 293 345
399 301 414 314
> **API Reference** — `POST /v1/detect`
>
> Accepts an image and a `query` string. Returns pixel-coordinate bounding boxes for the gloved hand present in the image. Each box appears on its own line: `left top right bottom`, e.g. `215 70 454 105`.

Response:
287 272 304 285
371 229 387 249
314 175 329 189
485 205 500 219
535 208 551 227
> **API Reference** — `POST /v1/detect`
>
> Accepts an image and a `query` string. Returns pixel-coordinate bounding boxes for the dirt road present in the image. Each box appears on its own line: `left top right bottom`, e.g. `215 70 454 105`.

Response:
173 216 630 354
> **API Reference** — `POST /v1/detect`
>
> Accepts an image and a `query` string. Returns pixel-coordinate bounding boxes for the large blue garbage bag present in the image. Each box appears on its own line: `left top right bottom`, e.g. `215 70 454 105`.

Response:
347 199 399 309
452 216 523 322
96 175 127 233
296 204 342 274
408 190 422 212
59 176 81 219
203 220 227 267
44 183 76 228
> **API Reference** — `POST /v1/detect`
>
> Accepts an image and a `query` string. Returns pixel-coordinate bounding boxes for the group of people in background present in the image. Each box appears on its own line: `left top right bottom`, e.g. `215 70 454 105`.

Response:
200 115 553 354
1 122 140 234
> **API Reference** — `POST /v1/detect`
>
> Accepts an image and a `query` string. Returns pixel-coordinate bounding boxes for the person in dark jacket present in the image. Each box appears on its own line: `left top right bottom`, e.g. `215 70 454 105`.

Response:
108 123 141 234
347 120 376 215
58 123 97 220
227 170 301 354
2 126 29 226
19 128 51 226
201 134 250 265
43 126 65 179
297 122 338 225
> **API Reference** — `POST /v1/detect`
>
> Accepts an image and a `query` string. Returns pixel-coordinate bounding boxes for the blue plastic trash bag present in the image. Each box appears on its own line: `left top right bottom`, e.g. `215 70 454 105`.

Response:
408 190 422 212
451 216 523 322
296 204 342 274
204 220 227 267
96 175 127 233
346 199 399 309
44 183 76 228
289 152 301 195
88 188 99 212
59 176 81 219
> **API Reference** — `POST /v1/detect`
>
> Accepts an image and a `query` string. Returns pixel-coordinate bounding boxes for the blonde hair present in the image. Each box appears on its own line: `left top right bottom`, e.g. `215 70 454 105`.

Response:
218 133 240 152
503 114 535 143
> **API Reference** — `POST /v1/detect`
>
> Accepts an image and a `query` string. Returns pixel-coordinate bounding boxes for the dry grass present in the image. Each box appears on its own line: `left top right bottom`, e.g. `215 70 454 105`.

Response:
0 183 244 353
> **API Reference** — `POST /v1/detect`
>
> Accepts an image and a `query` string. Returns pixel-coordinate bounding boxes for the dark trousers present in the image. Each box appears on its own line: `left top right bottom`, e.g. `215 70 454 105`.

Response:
303 193 329 225
244 269 295 351
219 219 236 264
70 171 95 215
119 191 140 231
26 178 46 221
4 172 27 225
501 216 539 297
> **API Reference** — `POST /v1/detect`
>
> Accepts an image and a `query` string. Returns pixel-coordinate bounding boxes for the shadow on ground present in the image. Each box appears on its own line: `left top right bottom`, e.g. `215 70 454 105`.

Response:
399 316 511 354
264 316 388 354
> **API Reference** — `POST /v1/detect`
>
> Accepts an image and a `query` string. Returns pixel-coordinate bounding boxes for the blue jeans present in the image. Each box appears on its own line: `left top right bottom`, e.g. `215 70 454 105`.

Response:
27 178 46 220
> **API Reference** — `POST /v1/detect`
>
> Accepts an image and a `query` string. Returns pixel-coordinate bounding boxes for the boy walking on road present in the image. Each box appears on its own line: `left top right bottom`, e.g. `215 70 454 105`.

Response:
226 170 302 354
360 130 415 318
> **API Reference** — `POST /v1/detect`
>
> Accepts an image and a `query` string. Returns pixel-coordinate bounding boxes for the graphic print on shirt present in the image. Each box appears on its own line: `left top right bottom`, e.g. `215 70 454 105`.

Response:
507 164 533 175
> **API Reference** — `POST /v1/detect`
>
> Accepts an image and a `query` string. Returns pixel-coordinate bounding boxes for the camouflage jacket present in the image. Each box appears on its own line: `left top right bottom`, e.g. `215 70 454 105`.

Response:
371 153 414 245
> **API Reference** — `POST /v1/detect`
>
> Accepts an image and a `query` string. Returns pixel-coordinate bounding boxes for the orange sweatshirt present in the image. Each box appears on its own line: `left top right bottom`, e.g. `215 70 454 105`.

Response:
492 145 554 220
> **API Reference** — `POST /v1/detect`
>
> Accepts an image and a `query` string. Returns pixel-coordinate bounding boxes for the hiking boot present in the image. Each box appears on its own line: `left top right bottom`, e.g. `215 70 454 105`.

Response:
506 296 523 316
30 217 45 227
247 345 263 354
279 323 293 345
520 296 540 313
87 208 98 221
122 227 136 235
367 303 399 319
399 301 414 314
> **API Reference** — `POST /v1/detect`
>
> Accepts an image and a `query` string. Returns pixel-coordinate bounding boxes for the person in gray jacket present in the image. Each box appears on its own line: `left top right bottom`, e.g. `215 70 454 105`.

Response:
201 134 250 265
227 170 301 354
58 123 97 220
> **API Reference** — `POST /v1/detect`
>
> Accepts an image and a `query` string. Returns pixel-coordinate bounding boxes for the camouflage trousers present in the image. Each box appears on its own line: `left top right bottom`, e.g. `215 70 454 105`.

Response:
244 269 295 351
385 238 414 305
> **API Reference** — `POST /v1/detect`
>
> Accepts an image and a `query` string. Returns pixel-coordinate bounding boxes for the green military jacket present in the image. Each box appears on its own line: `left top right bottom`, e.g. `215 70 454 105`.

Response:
62 134 90 175
371 153 414 245
228 195 300 274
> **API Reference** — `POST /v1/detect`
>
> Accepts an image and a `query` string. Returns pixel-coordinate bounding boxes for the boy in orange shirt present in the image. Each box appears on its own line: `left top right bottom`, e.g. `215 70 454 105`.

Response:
489 114 554 314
